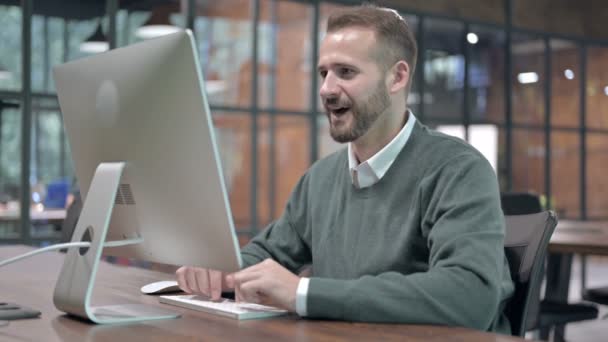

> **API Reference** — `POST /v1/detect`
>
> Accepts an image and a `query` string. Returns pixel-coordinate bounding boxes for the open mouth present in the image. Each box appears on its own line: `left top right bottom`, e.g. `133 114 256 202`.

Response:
332 107 350 115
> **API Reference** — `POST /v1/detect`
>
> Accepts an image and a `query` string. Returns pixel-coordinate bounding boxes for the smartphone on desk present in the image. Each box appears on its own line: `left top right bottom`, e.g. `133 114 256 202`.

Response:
0 302 41 320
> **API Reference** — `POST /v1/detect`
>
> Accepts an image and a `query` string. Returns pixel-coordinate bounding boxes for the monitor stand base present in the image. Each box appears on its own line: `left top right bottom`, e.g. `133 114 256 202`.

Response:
53 162 179 324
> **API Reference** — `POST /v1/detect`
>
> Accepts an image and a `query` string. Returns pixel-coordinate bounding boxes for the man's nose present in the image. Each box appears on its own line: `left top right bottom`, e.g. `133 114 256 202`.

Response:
319 73 339 99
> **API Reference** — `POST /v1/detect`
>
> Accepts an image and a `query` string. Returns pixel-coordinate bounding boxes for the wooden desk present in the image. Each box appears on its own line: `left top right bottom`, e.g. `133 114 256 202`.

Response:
549 219 608 255
546 219 608 301
0 245 522 341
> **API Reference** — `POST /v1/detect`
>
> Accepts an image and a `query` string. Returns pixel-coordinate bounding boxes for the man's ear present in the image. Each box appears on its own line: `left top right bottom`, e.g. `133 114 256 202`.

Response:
388 61 410 94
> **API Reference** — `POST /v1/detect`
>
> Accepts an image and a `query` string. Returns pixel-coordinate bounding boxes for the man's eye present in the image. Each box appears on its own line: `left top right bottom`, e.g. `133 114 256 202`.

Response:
339 68 355 77
319 70 328 78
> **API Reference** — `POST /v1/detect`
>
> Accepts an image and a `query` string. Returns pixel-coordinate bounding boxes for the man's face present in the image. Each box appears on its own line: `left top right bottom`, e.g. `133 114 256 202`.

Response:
318 27 391 143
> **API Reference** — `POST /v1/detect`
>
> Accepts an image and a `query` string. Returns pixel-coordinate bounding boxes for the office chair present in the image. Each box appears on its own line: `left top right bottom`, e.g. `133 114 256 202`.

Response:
500 192 598 339
504 211 557 336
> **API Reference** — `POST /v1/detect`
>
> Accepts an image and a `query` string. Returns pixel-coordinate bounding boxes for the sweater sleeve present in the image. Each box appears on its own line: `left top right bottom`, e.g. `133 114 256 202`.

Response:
305 153 514 332
240 173 312 273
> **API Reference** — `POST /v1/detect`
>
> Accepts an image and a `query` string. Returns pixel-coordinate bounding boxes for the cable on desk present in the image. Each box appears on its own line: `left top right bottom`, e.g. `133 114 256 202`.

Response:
0 238 143 268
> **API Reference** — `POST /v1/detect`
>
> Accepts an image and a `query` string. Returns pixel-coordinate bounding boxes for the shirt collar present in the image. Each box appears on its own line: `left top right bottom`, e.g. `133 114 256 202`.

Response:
348 110 417 188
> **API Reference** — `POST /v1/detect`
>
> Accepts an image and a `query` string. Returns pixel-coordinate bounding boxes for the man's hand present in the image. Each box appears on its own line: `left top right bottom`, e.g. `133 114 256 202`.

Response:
175 266 232 300
228 259 300 312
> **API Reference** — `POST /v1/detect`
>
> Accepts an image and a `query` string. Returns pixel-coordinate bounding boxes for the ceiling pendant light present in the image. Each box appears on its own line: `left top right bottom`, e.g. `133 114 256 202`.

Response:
136 7 180 40
80 22 109 54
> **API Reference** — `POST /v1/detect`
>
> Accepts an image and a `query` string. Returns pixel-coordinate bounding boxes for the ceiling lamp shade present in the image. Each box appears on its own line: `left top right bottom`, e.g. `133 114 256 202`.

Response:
80 22 109 54
136 8 180 40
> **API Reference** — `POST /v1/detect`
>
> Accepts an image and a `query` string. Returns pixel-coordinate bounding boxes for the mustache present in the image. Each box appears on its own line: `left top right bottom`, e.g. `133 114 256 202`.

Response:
323 97 351 108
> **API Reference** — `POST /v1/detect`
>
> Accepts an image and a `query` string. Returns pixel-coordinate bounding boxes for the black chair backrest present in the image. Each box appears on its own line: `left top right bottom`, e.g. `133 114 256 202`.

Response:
503 211 557 336
501 192 543 215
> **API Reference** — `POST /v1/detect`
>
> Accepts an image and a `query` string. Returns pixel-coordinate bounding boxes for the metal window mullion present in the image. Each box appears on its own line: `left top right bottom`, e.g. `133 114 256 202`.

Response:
269 0 278 222
250 0 260 236
34 98 39 183
580 44 587 219
43 16 50 92
463 23 470 142
416 16 425 122
544 37 552 208
309 1 320 165
122 9 131 47
20 0 33 244
504 0 513 191
106 0 117 50
60 19 69 178
0 101 4 181
186 0 195 34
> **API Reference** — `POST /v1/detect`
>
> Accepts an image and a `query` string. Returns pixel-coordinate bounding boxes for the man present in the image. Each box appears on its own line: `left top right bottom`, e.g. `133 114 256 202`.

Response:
177 4 514 334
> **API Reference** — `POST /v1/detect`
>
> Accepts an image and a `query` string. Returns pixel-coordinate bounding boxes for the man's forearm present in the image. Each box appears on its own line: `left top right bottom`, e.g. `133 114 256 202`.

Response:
305 267 503 330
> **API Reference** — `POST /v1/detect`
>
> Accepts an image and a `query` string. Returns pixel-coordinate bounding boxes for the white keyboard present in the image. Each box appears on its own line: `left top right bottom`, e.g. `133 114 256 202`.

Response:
159 294 288 320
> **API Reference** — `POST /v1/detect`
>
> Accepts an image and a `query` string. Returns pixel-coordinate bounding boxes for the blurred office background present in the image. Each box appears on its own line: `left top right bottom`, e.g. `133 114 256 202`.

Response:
0 0 607 246
3 1 608 339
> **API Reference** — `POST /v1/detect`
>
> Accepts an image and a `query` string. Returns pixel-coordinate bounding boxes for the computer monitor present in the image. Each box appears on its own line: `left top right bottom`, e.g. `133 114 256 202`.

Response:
52 30 242 324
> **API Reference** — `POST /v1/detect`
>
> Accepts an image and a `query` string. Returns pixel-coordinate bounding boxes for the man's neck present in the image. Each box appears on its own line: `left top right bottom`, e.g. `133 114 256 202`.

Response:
352 109 408 163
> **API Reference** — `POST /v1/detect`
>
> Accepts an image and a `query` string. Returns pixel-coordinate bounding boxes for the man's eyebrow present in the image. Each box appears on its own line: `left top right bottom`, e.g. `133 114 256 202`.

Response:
317 63 356 71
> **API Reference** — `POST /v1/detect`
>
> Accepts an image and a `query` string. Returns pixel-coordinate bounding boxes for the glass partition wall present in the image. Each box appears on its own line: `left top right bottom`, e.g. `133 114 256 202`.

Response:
2 0 608 246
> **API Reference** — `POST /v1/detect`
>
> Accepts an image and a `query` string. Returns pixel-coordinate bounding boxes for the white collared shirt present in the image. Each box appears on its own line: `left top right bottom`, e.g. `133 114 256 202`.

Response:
347 111 417 189
295 111 417 316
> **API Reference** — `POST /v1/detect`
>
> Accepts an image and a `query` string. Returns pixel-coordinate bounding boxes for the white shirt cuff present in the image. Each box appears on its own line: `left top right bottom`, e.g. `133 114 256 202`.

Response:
295 277 310 317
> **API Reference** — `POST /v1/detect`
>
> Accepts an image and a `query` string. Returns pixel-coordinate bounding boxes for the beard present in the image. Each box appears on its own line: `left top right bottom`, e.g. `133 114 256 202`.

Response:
326 80 391 143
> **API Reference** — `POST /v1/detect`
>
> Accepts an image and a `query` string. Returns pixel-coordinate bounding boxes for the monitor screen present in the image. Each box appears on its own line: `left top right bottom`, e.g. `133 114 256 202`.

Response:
53 30 242 272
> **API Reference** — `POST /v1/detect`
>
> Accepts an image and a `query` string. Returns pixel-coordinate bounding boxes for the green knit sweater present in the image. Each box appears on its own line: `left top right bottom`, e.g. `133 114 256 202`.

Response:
241 121 514 334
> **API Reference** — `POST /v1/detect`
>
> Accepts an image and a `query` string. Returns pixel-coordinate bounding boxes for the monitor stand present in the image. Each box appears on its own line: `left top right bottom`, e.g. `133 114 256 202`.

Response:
53 162 180 324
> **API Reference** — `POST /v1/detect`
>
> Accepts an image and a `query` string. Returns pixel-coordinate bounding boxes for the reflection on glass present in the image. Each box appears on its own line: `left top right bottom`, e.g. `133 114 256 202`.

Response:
0 103 21 200
195 0 252 108
135 5 181 40
32 15 98 93
0 5 22 90
258 0 312 111
551 132 580 218
120 1 184 45
68 19 101 61
0 103 21 238
512 128 545 195
79 21 109 54
212 113 251 230
29 98 73 239
468 25 505 123
586 133 608 218
512 33 545 126
258 114 309 227
551 40 579 127
31 98 72 186
586 47 608 130
423 18 464 120
257 115 271 227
